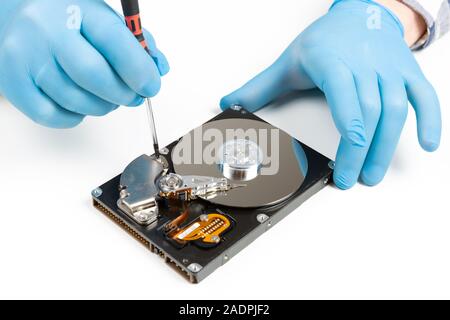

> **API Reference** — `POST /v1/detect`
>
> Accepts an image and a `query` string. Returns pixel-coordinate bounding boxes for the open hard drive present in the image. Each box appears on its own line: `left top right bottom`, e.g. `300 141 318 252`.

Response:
92 107 333 283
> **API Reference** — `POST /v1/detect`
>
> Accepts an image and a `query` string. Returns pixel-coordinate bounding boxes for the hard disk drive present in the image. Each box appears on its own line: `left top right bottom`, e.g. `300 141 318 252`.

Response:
92 107 333 283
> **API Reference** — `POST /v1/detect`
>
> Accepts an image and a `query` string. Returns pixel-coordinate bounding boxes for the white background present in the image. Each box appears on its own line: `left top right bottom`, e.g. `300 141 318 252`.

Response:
0 0 449 299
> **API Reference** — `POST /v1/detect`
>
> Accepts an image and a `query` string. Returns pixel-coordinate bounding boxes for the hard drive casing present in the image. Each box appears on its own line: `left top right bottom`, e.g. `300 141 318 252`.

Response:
92 108 333 283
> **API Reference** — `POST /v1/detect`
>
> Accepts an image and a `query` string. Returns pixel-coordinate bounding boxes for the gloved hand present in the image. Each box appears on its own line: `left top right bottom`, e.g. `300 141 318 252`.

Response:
0 0 169 128
221 0 441 189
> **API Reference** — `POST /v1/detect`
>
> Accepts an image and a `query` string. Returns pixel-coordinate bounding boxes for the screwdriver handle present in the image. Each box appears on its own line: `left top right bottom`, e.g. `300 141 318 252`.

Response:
120 0 150 53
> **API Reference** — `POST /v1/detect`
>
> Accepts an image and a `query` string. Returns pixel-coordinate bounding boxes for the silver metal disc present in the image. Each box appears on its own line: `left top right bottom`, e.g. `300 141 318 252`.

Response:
172 118 308 208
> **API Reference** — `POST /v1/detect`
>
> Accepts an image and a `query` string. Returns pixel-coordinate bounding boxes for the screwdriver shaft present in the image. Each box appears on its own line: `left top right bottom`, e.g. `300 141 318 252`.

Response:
145 98 160 158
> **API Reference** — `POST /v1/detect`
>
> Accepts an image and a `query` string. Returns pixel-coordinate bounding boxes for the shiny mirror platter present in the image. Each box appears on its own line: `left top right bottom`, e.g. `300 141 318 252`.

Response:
172 118 308 208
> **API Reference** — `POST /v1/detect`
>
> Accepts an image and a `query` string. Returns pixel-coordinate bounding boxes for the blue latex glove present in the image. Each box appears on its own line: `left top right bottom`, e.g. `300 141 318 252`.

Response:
221 0 441 189
0 0 169 128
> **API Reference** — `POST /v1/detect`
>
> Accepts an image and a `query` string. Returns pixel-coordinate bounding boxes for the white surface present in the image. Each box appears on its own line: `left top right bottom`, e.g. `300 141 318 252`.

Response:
0 0 449 300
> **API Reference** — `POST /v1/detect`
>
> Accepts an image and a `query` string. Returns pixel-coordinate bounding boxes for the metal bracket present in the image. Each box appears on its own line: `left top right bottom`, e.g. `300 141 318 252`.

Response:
117 155 164 226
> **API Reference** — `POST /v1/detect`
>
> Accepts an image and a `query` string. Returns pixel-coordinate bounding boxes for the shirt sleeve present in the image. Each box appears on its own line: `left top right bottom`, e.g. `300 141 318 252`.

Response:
400 0 450 49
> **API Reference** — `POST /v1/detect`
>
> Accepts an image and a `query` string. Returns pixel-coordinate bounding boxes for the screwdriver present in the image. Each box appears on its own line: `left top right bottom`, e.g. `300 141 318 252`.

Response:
120 0 160 158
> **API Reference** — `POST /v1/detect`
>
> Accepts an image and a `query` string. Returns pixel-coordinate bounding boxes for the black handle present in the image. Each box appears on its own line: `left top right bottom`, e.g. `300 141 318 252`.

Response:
120 0 140 16
120 0 150 53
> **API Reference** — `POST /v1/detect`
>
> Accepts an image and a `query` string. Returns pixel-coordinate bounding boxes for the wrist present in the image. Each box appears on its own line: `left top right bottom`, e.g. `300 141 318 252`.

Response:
375 0 426 46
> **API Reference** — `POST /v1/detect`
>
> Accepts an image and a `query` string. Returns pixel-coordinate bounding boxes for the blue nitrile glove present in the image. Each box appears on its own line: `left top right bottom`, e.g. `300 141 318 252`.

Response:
221 0 441 189
0 0 169 128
